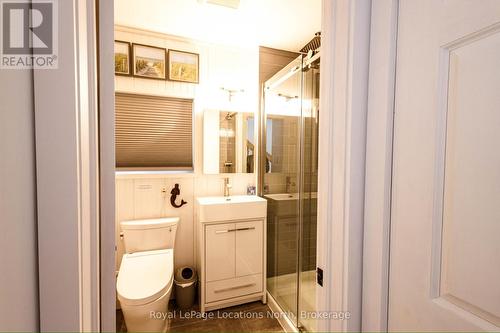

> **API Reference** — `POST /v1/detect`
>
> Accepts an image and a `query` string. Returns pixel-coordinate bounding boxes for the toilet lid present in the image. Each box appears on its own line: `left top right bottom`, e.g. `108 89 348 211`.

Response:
117 249 174 306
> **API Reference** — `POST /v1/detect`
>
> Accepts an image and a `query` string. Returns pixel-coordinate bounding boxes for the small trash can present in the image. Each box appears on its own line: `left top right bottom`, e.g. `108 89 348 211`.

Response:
174 266 197 310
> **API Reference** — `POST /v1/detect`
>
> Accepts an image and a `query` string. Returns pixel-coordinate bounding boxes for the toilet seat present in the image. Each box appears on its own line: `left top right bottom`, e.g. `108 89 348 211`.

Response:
117 249 174 306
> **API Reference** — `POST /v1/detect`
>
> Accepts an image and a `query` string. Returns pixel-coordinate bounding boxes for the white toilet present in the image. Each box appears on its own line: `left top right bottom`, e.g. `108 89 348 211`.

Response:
117 217 179 333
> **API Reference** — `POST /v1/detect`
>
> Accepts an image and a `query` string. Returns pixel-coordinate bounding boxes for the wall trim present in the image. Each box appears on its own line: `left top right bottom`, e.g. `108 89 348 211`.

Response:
316 0 372 331
98 0 116 331
34 0 100 331
361 0 399 331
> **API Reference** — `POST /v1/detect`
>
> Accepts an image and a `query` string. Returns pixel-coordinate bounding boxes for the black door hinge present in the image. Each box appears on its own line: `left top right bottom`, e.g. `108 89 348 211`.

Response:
316 267 323 286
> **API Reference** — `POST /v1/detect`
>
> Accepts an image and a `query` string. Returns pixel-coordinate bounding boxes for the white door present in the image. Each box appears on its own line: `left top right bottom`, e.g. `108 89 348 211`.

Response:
389 0 500 331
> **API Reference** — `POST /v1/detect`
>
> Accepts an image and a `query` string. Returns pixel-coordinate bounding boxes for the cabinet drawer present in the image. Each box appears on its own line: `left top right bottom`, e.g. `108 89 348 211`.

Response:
205 274 262 303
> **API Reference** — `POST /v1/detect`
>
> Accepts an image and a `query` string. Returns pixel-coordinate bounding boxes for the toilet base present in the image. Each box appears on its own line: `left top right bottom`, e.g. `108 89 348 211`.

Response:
120 284 172 332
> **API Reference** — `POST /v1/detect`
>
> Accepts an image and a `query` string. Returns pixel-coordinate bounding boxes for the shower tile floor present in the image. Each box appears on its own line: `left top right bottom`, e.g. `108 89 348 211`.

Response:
267 270 317 332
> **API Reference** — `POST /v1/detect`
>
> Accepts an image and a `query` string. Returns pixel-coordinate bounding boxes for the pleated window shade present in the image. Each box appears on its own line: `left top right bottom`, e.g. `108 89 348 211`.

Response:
115 92 194 170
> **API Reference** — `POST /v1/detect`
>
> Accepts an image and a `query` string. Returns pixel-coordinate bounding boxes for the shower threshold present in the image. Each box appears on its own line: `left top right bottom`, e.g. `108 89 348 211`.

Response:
267 270 317 332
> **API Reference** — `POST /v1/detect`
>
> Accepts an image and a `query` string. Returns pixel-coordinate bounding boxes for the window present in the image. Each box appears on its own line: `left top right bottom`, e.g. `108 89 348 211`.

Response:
115 92 193 170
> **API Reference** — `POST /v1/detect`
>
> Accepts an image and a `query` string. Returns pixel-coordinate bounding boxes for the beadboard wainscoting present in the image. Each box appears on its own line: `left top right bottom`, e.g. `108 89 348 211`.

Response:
115 174 256 273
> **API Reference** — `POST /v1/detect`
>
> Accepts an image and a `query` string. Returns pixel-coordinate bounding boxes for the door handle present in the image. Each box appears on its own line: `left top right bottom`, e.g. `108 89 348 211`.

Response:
214 227 256 234
235 227 256 232
215 229 237 234
214 283 256 293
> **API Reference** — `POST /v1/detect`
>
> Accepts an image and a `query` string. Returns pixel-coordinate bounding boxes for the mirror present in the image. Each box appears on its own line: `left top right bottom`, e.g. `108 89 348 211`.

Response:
203 109 255 174
264 82 302 175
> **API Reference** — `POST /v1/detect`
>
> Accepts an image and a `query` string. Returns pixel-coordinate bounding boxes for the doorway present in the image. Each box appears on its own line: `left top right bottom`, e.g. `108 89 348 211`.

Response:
23 0 372 331
109 0 323 332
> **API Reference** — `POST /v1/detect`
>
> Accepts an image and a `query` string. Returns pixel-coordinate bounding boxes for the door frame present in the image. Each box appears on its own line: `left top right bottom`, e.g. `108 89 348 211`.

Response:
361 0 398 331
34 0 101 331
316 0 372 332
34 0 375 331
97 0 117 331
98 0 373 331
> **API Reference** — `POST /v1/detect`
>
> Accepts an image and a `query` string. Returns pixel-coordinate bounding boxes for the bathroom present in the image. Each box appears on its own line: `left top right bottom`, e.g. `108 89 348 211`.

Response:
113 0 321 332
5 0 500 332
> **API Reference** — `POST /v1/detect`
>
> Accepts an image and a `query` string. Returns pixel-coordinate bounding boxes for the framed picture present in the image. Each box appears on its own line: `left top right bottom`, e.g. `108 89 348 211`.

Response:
168 49 199 83
132 43 167 80
114 40 131 76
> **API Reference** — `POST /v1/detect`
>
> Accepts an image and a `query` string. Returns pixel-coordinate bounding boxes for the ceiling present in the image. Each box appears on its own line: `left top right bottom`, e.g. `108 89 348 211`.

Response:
115 0 322 52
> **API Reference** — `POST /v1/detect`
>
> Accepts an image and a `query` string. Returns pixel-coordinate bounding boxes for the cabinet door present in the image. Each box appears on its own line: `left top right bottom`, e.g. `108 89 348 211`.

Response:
235 220 263 277
205 223 235 282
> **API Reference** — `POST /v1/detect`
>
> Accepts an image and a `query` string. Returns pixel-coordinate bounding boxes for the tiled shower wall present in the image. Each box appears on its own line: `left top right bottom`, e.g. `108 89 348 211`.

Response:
265 115 318 277
265 116 300 194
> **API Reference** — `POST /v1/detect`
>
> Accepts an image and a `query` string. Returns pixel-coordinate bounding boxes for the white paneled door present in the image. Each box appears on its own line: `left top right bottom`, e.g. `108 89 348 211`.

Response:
389 0 500 331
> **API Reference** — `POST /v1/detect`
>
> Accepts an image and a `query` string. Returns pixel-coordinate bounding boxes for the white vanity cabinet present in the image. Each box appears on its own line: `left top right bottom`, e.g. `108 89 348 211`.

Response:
195 196 267 313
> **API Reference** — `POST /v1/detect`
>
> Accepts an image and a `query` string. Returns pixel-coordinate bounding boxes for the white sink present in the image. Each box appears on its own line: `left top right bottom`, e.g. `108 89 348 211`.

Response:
265 193 299 201
196 195 267 222
264 192 318 201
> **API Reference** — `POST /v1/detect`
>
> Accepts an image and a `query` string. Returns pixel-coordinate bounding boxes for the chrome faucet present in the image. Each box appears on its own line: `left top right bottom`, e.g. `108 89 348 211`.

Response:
224 177 232 197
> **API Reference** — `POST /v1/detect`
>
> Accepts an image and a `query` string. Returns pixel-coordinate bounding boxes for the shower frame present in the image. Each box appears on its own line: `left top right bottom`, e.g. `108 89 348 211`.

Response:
259 52 320 332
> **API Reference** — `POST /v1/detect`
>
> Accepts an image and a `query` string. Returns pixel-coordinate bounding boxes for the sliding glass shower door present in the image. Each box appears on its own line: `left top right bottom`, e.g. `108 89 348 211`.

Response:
263 56 302 323
298 59 320 332
262 54 319 332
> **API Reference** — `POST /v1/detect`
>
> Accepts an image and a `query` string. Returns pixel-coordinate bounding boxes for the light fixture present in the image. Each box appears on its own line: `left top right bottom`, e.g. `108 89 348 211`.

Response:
221 87 244 102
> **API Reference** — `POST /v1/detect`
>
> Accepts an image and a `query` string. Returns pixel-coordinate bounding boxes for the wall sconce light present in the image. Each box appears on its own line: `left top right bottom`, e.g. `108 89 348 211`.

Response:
221 87 244 102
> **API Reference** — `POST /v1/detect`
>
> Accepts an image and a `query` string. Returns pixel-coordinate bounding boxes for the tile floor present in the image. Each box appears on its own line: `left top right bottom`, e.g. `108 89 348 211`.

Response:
117 301 284 332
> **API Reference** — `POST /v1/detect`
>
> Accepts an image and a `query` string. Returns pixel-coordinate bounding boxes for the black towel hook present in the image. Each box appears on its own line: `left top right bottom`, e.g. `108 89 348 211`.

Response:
170 183 187 208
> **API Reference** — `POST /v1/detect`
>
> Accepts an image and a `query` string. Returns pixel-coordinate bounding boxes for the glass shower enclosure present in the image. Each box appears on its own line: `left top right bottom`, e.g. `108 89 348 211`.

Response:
261 53 320 332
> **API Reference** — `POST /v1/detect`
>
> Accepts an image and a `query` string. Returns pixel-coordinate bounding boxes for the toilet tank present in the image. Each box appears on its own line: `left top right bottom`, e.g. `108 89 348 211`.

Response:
120 217 179 253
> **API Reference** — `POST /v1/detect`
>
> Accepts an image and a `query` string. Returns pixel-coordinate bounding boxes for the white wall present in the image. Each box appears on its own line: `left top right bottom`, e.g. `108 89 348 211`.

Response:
0 70 39 330
114 27 259 283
